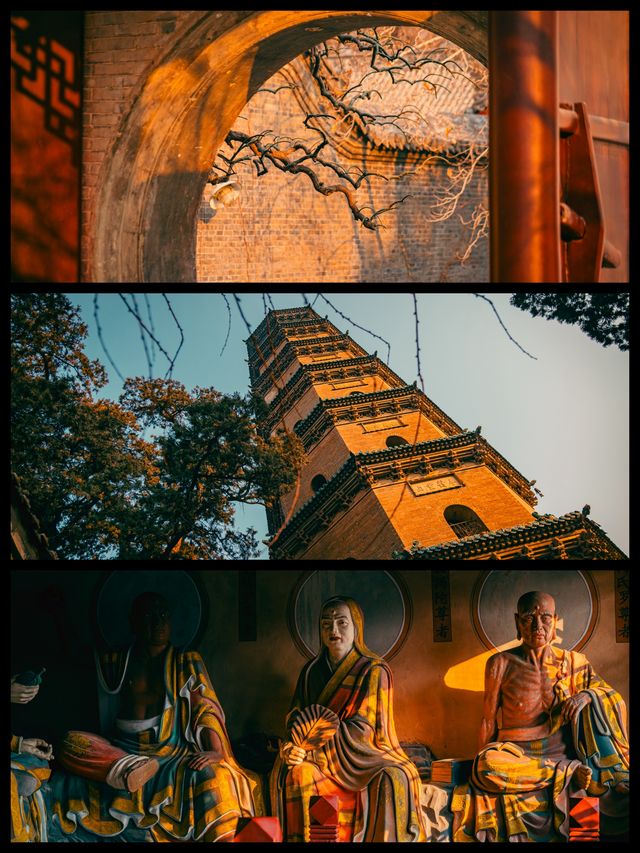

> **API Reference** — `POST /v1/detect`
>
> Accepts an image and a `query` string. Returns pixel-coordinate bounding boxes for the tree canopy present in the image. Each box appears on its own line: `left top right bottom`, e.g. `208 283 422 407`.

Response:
510 292 629 351
11 293 304 559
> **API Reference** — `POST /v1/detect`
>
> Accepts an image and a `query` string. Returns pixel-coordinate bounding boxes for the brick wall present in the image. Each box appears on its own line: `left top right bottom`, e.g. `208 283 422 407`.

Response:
196 54 489 283
375 466 534 550
81 13 488 282
82 11 194 281
301 489 406 560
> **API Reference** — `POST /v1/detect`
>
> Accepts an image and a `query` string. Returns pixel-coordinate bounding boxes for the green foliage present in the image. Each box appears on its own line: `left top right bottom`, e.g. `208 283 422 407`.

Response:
510 293 629 351
11 294 305 560
117 378 305 559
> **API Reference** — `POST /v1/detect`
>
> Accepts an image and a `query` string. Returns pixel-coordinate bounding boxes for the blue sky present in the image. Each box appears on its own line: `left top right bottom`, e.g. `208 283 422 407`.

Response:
66 292 629 558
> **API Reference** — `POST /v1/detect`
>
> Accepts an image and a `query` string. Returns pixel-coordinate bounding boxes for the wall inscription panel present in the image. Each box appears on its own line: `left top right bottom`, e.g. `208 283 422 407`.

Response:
331 378 366 390
409 475 461 496
361 417 404 433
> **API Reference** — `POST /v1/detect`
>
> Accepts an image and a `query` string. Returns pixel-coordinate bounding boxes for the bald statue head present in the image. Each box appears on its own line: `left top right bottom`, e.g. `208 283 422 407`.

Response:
515 591 558 649
130 592 171 648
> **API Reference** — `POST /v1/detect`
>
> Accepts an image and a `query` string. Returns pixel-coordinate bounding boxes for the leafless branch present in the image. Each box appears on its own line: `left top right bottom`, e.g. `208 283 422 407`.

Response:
472 294 538 360
222 128 397 230
317 294 392 363
219 294 233 357
212 25 489 248
93 294 124 382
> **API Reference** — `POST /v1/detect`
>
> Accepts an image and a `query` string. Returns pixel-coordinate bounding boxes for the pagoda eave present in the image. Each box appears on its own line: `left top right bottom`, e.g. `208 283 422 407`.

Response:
268 436 537 559
395 511 628 560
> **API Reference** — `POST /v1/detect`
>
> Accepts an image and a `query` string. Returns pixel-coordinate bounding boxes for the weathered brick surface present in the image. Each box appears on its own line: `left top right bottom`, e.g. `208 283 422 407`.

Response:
81 10 197 281
80 12 490 281
281 428 352 519
81 10 255 281
276 386 323 433
196 56 489 283
280 409 448 518
301 490 405 560
375 465 534 550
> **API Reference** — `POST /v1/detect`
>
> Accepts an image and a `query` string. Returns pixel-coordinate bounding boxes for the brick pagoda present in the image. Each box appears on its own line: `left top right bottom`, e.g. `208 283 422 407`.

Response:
246 307 626 560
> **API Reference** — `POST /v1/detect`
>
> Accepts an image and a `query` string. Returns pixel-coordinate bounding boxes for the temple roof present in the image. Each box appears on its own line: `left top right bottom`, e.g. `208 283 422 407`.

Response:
251 333 369 395
247 306 320 348
274 29 488 156
395 511 628 560
11 471 58 560
263 353 404 419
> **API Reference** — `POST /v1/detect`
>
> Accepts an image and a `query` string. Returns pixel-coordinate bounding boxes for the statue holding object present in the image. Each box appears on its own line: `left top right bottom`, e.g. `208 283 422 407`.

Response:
11 670 54 842
270 595 427 842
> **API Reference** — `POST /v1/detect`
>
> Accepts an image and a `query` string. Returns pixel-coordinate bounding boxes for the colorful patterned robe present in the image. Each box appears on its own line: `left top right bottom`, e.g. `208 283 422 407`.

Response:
452 646 629 841
50 646 263 841
11 738 51 842
270 647 426 842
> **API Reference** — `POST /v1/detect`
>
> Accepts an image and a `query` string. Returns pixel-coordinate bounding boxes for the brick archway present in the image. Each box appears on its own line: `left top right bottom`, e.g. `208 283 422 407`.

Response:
92 11 487 282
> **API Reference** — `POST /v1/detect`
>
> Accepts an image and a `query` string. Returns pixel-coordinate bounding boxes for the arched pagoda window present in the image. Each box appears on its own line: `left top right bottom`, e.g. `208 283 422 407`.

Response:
386 435 410 448
444 505 489 539
311 474 328 493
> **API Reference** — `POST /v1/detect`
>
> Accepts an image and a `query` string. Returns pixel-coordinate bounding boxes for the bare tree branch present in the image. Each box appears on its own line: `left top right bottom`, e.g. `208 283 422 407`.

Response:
472 293 538 360
212 26 489 248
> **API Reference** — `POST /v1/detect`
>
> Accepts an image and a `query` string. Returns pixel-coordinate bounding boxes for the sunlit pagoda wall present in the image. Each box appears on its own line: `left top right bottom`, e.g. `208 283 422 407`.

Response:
196 30 489 283
11 570 626 763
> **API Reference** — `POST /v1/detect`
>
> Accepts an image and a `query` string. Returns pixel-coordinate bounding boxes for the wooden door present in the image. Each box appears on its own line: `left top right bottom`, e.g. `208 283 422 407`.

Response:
558 11 629 282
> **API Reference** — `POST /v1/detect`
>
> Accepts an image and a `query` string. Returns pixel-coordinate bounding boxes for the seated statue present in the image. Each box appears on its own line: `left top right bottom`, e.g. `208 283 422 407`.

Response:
11 675 53 842
452 590 629 842
50 591 263 841
270 595 426 842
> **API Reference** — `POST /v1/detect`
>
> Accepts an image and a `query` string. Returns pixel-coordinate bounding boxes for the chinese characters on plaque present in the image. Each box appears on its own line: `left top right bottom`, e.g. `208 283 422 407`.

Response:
432 570 452 642
409 476 460 497
614 570 629 642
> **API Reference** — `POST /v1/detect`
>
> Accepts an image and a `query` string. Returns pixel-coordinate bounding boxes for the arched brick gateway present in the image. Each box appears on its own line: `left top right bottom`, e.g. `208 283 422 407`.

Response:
91 11 487 282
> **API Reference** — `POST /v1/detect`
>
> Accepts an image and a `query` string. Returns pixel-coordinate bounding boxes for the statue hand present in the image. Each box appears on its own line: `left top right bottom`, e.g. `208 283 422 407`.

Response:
21 738 53 760
561 692 591 722
281 741 306 767
187 750 223 771
11 678 39 704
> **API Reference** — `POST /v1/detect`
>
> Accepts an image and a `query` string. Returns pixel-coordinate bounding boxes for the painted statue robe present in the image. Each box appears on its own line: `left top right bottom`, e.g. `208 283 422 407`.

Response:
452 646 629 842
11 738 51 842
50 646 263 841
271 646 426 842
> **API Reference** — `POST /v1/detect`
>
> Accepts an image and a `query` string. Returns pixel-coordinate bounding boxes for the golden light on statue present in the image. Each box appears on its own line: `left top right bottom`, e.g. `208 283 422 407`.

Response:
444 641 519 693
445 618 565 692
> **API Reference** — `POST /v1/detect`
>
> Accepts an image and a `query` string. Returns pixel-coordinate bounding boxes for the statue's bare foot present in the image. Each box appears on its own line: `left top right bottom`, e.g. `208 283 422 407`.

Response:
573 764 592 791
125 758 159 792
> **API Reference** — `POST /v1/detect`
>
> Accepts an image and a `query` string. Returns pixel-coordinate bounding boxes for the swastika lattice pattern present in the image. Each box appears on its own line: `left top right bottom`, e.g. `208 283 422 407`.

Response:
11 16 81 167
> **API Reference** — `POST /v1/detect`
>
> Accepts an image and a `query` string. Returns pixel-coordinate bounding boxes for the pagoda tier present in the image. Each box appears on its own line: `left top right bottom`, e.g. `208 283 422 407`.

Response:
247 307 626 560
267 433 536 560
261 354 408 433
394 511 627 560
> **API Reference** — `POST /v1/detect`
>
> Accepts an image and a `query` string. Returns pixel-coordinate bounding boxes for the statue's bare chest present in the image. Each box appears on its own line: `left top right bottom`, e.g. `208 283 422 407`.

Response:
119 656 165 717
502 657 557 713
